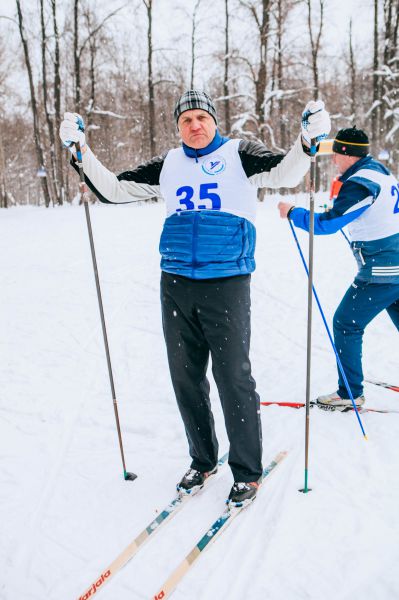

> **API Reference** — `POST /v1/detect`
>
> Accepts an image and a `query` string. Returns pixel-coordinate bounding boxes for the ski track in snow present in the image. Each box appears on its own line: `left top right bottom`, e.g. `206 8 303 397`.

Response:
1 200 398 600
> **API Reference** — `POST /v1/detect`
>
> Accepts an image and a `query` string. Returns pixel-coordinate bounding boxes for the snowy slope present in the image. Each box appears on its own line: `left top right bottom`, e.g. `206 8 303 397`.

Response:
1 199 398 600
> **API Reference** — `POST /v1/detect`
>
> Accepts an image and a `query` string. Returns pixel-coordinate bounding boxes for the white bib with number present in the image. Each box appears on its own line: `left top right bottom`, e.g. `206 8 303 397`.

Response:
347 168 399 241
159 139 258 224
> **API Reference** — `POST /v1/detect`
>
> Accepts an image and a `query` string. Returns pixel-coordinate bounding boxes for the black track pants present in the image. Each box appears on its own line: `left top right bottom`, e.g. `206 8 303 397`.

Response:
161 272 263 482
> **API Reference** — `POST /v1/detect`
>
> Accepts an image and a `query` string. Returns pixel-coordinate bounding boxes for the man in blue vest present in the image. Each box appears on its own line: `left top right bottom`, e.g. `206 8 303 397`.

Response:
60 90 330 505
278 127 399 410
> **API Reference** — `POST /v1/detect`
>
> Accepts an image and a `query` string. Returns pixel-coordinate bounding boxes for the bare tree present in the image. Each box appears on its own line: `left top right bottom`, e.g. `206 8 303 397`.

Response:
143 0 156 155
190 0 202 89
223 0 231 134
74 0 81 112
51 0 64 204
306 0 324 99
16 0 52 207
371 0 380 149
239 0 273 142
82 7 99 135
348 19 356 122
74 2 129 145
0 122 7 208
272 0 297 148
306 0 325 190
40 0 56 194
381 0 399 166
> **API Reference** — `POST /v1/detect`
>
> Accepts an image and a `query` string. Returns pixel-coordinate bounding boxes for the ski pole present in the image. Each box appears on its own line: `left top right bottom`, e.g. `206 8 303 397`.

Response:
340 227 351 246
298 138 317 494
75 141 137 481
287 217 367 441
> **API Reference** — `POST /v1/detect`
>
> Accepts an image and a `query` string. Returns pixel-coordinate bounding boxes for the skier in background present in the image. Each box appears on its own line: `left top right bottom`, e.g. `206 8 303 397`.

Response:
60 90 330 506
278 127 399 410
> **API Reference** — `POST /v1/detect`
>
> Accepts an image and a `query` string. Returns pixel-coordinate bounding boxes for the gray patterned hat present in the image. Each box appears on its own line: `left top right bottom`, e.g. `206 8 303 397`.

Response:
174 90 218 125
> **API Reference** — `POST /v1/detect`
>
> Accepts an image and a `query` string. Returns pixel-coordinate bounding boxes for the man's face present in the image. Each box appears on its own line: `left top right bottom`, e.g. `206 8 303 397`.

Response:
332 152 360 175
178 109 217 149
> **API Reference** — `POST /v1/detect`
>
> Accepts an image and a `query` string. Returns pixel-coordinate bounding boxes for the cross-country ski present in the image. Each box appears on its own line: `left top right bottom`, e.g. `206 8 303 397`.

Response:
365 379 399 393
76 453 228 600
151 452 287 600
260 401 399 414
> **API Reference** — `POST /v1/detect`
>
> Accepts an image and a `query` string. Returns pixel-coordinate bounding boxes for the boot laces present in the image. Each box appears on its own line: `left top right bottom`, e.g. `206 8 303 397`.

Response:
184 468 200 481
234 482 252 492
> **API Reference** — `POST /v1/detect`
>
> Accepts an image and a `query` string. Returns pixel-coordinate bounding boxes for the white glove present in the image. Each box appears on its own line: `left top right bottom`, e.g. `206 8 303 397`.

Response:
59 112 86 152
301 100 331 145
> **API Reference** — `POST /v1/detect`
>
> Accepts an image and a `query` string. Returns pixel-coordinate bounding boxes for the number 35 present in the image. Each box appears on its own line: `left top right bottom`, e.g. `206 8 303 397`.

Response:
176 183 221 211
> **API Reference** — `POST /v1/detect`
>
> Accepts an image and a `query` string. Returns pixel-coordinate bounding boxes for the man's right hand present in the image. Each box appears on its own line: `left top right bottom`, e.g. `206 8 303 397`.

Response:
278 201 295 219
59 112 87 153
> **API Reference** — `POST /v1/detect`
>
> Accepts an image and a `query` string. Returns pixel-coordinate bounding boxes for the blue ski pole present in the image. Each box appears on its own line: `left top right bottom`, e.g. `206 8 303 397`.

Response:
287 217 367 440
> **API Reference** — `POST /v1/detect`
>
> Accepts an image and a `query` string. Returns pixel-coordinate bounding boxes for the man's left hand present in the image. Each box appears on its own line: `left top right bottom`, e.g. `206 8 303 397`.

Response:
301 100 331 146
278 201 295 219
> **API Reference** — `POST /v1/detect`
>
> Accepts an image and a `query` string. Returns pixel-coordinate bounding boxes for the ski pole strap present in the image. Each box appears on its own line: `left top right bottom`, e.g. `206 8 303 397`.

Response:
75 142 89 199
287 219 367 439
75 141 84 174
310 137 317 157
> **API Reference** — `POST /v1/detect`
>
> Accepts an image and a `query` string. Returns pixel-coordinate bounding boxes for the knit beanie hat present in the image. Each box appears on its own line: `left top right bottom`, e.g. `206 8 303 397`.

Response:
332 126 369 157
174 90 218 125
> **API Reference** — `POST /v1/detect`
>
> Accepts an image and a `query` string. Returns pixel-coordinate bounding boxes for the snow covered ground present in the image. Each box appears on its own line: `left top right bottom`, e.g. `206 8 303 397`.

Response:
1 199 398 600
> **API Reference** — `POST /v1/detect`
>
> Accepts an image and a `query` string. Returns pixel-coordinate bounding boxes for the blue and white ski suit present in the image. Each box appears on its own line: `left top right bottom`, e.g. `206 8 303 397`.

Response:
290 156 399 398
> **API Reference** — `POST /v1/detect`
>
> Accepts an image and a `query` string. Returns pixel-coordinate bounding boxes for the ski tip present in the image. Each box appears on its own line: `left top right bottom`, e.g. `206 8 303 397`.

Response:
275 450 289 462
124 471 138 481
364 435 369 442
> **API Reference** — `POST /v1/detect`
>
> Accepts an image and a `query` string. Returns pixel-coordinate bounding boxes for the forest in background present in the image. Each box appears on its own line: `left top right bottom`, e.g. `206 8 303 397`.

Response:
0 0 397 207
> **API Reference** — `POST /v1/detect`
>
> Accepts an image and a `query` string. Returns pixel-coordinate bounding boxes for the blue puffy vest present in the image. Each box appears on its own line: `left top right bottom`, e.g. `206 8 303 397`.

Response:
159 210 256 279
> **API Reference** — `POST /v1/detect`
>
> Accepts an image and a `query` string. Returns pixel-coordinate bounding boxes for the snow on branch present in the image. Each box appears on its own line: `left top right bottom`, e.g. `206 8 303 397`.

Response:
374 65 394 78
90 109 127 119
262 123 285 152
364 100 382 119
264 88 304 103
386 120 399 143
231 111 258 137
214 92 257 104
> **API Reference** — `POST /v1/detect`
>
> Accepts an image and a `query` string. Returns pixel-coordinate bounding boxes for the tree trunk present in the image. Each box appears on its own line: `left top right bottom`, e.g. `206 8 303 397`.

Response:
348 19 356 122
248 0 271 141
190 0 201 89
40 0 58 203
307 0 324 99
144 0 156 156
306 0 324 190
0 122 7 208
276 0 285 148
16 0 52 207
382 0 399 167
223 0 231 134
371 0 379 150
51 0 64 204
86 33 97 137
74 0 81 112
